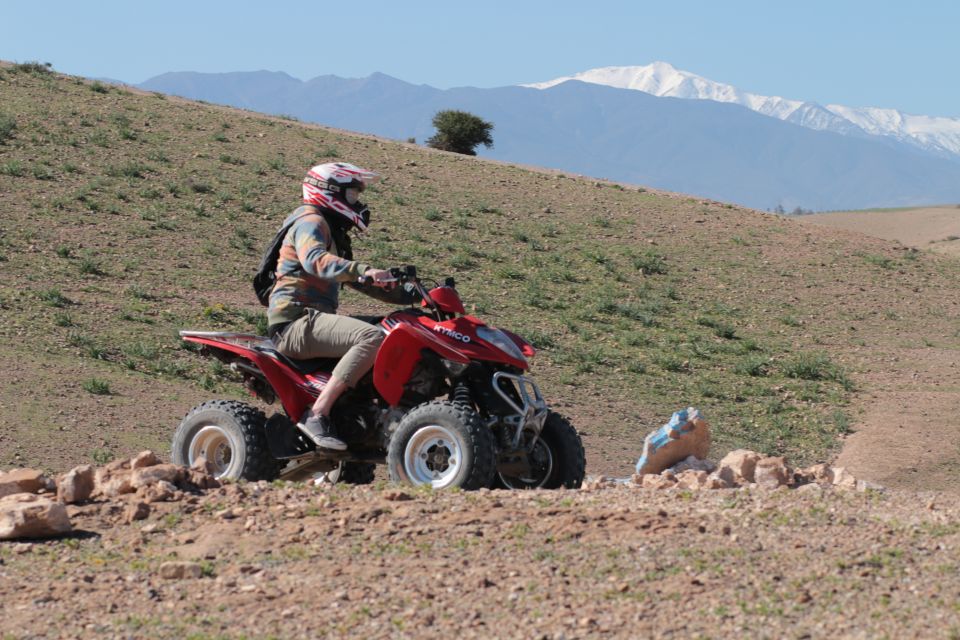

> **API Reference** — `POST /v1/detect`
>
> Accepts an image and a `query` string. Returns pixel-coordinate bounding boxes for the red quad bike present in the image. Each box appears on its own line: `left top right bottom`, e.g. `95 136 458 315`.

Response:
172 266 585 490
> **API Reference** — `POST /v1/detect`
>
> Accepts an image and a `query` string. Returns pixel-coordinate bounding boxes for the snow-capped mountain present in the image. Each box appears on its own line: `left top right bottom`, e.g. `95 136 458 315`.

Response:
524 62 960 159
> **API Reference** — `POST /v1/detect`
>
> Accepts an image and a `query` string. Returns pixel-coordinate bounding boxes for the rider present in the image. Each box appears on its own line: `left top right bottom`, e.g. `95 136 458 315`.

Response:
267 162 416 451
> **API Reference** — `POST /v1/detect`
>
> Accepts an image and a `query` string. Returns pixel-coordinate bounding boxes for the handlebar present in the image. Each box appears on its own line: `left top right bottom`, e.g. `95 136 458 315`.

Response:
357 265 417 286
357 265 446 315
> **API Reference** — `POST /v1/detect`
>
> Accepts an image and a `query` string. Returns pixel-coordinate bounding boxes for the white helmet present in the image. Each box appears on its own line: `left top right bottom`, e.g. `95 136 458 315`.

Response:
302 162 380 230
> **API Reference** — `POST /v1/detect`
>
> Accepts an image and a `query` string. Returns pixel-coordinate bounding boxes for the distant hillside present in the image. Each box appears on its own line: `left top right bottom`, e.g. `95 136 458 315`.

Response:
140 71 960 211
799 204 960 256
3 62 960 483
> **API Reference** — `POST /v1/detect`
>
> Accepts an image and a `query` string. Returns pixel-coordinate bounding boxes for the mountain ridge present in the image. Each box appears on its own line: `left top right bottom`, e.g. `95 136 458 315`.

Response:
525 62 960 159
139 69 960 210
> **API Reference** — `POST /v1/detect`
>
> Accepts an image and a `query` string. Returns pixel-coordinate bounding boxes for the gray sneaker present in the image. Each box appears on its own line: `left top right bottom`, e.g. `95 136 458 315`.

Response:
297 412 347 451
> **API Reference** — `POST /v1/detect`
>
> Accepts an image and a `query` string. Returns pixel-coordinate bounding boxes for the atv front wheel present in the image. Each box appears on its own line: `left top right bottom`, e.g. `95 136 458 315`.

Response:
497 412 585 489
387 401 495 490
171 400 282 482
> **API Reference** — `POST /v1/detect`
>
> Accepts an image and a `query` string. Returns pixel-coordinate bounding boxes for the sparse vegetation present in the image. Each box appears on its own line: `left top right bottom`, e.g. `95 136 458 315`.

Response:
81 377 111 395
1 63 958 480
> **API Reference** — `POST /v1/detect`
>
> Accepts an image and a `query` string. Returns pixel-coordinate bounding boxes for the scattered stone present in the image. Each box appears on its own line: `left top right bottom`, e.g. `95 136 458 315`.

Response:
670 456 716 474
0 493 72 540
640 474 676 490
754 457 792 489
582 476 617 491
704 473 731 490
94 468 135 498
189 455 215 475
383 490 413 502
0 469 51 498
797 463 832 484
124 502 151 523
58 465 95 504
717 449 761 485
137 480 177 503
159 561 203 579
130 464 184 489
636 408 710 476
131 451 160 470
185 469 221 491
828 467 858 489
675 470 709 490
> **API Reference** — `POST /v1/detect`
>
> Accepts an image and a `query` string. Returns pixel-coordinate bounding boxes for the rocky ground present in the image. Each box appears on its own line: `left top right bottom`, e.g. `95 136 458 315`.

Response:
3 455 960 639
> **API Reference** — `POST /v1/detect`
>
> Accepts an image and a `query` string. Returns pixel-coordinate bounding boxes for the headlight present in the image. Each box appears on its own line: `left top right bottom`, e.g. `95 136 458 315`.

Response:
441 358 469 376
476 326 527 364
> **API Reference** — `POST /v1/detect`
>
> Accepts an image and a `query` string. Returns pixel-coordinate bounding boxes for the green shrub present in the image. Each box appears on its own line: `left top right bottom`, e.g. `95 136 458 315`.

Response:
12 61 52 75
82 378 111 395
0 112 16 144
39 288 71 307
631 250 668 275
735 355 769 377
781 351 853 389
0 160 23 177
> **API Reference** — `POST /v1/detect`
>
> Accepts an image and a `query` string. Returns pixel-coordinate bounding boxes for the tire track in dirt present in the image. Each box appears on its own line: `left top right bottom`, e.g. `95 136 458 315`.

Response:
836 347 960 492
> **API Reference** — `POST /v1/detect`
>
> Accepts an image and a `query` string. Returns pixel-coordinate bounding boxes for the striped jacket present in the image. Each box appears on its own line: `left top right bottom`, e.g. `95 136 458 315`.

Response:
266 206 370 326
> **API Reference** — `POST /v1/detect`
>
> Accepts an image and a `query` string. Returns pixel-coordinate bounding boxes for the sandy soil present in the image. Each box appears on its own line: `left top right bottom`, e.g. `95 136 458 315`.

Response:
800 205 960 255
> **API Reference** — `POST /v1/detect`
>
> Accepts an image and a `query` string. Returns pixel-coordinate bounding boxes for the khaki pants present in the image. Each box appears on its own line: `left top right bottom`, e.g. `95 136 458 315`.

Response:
274 310 383 387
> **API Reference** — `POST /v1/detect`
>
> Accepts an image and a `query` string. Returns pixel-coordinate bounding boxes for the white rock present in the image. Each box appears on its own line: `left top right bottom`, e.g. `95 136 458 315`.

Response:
58 465 95 504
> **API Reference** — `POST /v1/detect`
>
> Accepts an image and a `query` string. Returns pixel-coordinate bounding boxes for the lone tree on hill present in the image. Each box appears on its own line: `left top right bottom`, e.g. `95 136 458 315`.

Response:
426 109 494 156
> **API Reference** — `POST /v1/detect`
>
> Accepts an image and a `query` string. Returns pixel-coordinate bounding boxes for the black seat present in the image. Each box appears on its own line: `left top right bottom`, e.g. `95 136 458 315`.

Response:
351 315 384 326
255 345 340 375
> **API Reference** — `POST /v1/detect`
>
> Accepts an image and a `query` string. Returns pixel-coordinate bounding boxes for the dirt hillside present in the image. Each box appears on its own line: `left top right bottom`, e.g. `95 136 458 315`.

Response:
2 63 959 487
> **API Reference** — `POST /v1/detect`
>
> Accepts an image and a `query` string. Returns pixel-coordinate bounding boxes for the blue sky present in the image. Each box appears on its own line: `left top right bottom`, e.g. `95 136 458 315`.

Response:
2 0 957 116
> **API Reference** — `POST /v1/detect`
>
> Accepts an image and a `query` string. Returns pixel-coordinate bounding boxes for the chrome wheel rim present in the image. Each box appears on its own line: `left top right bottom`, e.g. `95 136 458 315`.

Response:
189 425 234 478
403 425 463 488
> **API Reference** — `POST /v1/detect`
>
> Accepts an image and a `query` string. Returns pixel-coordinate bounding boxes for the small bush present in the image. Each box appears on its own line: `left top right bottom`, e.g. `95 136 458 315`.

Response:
39 288 71 307
0 160 24 177
82 378 111 395
91 448 114 464
631 250 668 275
781 352 853 389
89 81 109 94
106 162 149 179
0 112 16 144
78 256 105 276
735 355 769 377
12 61 52 75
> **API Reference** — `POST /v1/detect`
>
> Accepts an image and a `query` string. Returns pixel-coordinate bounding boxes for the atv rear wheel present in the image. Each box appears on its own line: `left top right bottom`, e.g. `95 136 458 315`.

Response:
497 412 586 489
387 401 495 490
172 400 282 482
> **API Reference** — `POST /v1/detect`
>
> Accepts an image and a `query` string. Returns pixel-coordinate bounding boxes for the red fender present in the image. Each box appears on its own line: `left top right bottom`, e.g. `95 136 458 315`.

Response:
374 323 469 406
182 336 314 420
